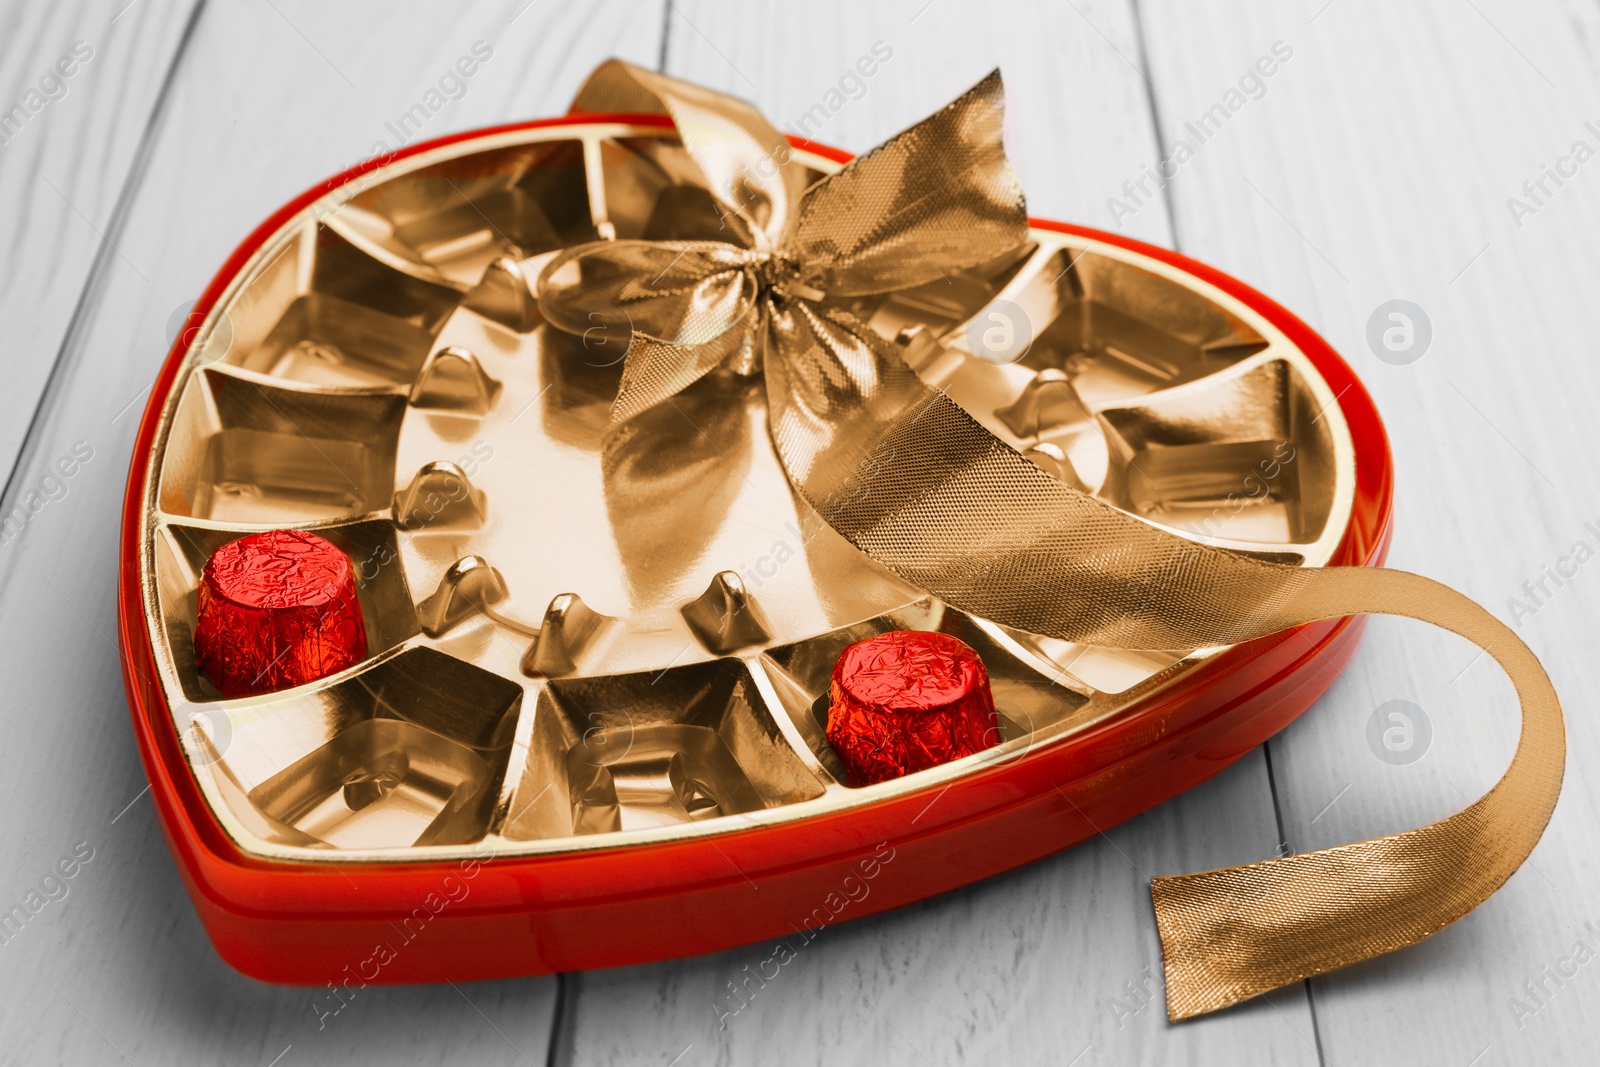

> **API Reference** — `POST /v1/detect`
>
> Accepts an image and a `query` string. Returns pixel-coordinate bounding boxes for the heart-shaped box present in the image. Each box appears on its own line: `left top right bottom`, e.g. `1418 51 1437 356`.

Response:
118 113 1391 984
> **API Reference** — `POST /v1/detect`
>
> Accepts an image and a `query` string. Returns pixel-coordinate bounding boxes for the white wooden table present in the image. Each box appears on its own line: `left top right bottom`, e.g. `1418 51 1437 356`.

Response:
3 2 1597 1063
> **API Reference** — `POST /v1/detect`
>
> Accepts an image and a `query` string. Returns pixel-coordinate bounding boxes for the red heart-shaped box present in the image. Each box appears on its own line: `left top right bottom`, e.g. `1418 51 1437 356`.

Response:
119 113 1391 985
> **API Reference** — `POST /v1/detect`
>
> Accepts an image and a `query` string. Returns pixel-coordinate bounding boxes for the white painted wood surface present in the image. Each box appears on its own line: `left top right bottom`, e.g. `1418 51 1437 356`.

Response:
0 2 197 495
2 1 1596 1064
1137 3 1600 1064
0 2 660 1063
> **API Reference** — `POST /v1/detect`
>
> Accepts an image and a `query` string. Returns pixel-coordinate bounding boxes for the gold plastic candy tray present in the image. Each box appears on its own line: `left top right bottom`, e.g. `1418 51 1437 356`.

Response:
127 118 1371 873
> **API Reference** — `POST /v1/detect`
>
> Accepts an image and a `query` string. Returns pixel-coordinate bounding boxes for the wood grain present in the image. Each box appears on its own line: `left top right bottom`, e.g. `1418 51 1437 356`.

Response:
0 3 662 1064
560 3 1318 1064
1135 1 1600 1063
0 1 197 498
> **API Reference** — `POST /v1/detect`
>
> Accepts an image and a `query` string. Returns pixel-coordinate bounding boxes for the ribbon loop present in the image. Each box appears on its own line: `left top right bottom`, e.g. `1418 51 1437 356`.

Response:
572 60 806 248
792 70 1030 296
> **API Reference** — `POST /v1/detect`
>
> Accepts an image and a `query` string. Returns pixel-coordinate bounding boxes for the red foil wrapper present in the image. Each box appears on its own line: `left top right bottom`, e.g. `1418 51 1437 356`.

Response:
825 631 1000 786
194 530 368 697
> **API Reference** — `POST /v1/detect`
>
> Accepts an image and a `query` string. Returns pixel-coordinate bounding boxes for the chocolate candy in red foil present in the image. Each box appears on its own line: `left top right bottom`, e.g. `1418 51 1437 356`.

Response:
193 530 368 697
825 631 1001 786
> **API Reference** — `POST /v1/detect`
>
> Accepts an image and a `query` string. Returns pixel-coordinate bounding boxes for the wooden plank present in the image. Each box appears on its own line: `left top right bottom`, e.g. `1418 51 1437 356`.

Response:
1136 0 1600 1063
0 3 662 1064
0 1 198 507
561 4 1320 1064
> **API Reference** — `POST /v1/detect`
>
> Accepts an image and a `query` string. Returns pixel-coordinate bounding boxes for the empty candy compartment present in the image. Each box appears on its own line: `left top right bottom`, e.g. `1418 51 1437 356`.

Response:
215 222 462 388
153 519 420 701
1045 250 1269 403
333 140 595 286
314 225 464 332
928 244 1264 428
908 243 1335 550
856 243 1040 353
250 295 439 389
208 647 523 849
156 369 405 523
501 659 824 841
253 719 491 849
1097 358 1332 544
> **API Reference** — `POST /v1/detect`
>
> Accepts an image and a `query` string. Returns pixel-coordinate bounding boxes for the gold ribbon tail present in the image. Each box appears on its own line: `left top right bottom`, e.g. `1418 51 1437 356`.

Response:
767 364 1566 1023
1150 568 1563 1020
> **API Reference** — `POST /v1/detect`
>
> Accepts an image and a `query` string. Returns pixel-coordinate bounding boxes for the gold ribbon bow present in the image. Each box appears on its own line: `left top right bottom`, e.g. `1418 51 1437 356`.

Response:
539 60 1565 1020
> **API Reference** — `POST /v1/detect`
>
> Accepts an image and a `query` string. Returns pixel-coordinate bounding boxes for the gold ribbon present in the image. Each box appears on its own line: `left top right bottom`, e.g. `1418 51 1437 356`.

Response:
541 60 1565 1020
